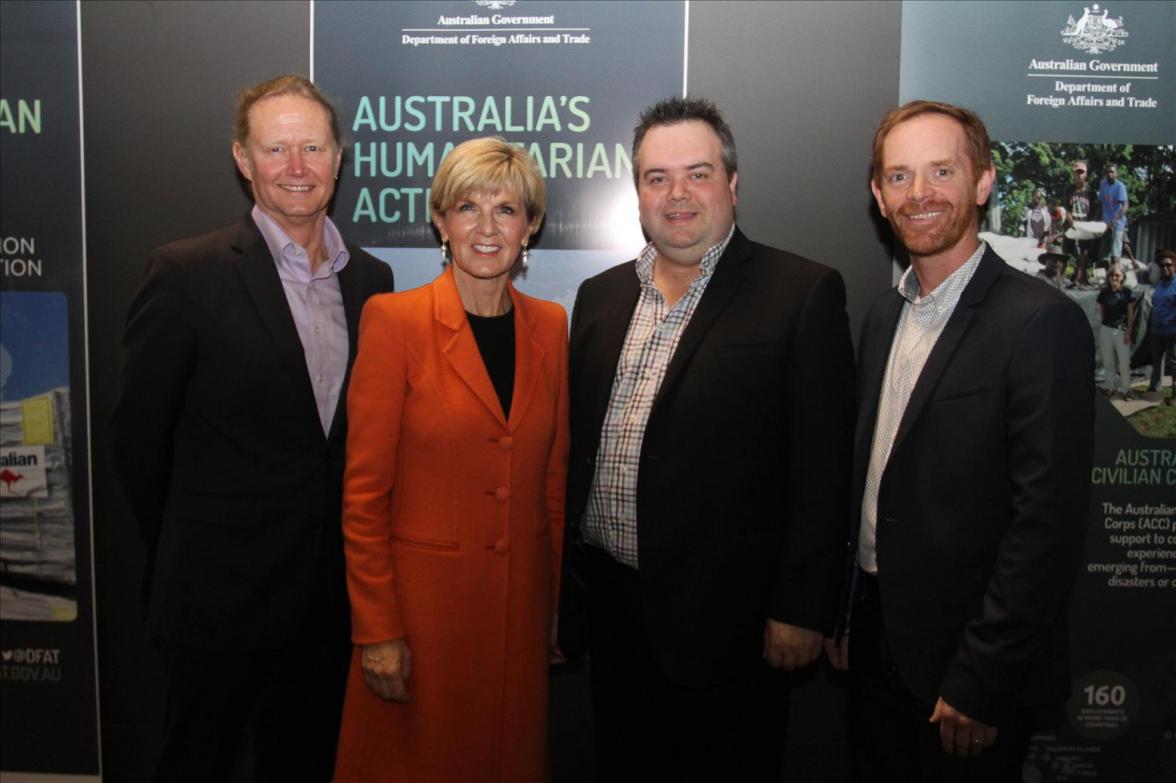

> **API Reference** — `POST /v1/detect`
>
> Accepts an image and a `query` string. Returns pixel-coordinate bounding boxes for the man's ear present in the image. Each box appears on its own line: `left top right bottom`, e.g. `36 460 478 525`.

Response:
232 142 253 182
974 164 995 207
870 179 887 218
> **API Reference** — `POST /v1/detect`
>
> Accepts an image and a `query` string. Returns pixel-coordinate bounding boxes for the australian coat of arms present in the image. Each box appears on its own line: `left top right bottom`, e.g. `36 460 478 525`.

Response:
1061 4 1129 55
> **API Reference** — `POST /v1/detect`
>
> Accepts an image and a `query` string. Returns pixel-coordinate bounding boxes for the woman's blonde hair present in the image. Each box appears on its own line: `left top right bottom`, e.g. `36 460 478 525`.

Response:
430 137 546 225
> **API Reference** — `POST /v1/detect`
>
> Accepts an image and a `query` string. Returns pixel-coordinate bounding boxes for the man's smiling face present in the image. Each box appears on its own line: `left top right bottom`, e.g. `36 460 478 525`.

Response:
232 93 341 235
636 120 738 267
871 113 993 263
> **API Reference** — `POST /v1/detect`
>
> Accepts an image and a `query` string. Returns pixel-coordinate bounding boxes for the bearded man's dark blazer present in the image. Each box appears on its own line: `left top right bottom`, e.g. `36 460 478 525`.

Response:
849 245 1094 725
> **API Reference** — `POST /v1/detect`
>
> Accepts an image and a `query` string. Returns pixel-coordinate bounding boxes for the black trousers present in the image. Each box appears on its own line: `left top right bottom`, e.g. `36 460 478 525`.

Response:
1148 332 1176 393
152 628 350 783
584 545 790 783
848 569 1035 783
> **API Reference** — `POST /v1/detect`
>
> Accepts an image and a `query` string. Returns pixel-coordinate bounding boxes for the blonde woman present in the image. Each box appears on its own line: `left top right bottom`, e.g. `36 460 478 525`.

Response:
335 138 568 782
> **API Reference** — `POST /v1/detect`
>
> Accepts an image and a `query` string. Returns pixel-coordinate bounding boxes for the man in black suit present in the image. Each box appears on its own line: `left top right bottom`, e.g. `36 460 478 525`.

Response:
113 75 393 783
560 96 855 781
828 100 1093 782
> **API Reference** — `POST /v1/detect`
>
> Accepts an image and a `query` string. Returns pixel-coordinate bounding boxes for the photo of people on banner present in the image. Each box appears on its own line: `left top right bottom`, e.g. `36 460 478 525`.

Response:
977 142 1176 437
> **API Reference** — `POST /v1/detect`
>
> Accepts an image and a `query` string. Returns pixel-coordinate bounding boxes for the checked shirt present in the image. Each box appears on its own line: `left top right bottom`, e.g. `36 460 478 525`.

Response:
581 226 734 569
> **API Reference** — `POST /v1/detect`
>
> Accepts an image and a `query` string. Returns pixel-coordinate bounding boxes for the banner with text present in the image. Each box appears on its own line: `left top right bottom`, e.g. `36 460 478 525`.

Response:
0 0 102 778
313 0 686 311
901 2 1176 780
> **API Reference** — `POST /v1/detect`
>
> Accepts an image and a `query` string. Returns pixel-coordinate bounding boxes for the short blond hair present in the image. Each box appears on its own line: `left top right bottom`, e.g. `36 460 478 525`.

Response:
430 138 546 224
234 74 342 148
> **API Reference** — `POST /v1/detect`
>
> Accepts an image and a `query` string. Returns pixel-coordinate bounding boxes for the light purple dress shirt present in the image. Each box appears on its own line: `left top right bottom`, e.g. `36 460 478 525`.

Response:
252 205 351 436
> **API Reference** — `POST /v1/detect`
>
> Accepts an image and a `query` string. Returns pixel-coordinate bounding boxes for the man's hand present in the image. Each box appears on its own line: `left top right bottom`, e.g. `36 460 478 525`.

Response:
762 620 822 670
361 638 411 703
823 635 849 671
929 697 998 759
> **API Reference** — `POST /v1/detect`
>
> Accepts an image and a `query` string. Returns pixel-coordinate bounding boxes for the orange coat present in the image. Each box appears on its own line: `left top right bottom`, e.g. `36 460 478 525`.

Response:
334 268 569 783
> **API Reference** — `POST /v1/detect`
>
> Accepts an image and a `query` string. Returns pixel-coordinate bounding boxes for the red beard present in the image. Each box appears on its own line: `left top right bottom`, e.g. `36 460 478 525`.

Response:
890 199 976 258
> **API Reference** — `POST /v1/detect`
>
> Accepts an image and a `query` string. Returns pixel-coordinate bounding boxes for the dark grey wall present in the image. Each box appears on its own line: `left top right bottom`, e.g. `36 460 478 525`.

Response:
81 2 900 780
690 0 900 340
688 4 901 777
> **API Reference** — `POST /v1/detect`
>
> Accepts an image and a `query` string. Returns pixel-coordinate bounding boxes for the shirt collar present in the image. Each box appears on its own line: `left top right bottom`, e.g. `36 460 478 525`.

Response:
251 205 350 276
897 241 986 307
635 223 736 286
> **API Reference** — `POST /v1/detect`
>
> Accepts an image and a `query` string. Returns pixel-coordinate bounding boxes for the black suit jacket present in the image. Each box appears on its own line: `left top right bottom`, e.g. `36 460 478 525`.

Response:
113 215 394 652
850 247 1094 725
562 228 855 686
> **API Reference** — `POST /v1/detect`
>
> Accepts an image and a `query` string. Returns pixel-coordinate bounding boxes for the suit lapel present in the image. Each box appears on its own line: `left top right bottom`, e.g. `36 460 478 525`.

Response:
434 268 510 427
853 289 904 492
231 218 322 441
889 247 1002 457
338 247 369 361
581 268 641 436
508 287 545 430
655 228 752 408
325 247 369 442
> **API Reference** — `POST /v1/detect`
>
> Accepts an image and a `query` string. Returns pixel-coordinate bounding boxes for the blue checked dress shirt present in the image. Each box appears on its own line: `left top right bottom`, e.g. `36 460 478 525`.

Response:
582 225 735 569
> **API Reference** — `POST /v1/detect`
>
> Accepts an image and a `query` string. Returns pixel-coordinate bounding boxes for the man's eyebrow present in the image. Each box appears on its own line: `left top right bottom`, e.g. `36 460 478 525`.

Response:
644 162 713 174
882 158 958 172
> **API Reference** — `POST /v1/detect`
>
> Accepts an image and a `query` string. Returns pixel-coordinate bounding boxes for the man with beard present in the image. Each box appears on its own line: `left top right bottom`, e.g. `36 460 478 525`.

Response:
827 101 1094 782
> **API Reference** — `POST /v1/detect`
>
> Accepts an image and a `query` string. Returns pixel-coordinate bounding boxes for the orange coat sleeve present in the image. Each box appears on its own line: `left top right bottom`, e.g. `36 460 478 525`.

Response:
343 296 409 644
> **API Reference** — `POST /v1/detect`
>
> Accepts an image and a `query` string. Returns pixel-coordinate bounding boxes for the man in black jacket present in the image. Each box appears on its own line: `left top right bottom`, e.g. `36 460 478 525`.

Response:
113 75 393 783
560 96 855 782
830 100 1093 782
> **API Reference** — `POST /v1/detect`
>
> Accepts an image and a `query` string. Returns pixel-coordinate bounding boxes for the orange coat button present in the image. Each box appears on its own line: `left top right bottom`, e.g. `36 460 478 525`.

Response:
494 538 510 555
494 486 510 502
498 436 514 451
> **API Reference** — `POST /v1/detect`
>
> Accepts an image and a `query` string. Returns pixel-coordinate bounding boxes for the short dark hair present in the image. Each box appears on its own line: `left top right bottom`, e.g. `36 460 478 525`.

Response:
871 100 992 187
233 74 343 149
632 96 737 186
